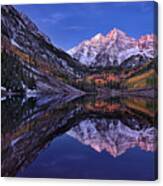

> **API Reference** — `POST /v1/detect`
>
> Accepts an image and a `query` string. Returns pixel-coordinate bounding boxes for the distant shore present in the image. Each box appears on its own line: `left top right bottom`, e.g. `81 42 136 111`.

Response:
95 88 157 99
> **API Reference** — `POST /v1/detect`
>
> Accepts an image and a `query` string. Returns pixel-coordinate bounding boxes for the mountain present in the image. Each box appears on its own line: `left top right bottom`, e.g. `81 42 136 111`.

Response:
1 5 86 96
138 34 158 58
68 28 158 67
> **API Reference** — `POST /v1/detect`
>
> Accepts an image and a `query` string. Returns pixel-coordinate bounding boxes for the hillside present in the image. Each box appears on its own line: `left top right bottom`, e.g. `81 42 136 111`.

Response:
1 5 86 96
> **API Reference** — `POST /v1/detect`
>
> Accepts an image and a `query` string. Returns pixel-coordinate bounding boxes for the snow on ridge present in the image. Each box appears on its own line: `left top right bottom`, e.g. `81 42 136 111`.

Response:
11 39 23 50
68 28 157 67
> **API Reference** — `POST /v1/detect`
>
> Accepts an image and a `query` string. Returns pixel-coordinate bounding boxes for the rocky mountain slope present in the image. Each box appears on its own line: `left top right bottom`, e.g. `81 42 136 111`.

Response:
68 28 157 67
1 5 86 95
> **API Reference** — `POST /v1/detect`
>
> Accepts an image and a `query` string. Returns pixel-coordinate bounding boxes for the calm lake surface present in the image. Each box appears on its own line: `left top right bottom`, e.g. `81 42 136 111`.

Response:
1 95 158 180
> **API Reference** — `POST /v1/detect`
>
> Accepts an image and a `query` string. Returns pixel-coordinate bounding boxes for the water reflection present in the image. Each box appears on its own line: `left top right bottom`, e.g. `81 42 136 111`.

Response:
1 95 157 179
68 119 156 157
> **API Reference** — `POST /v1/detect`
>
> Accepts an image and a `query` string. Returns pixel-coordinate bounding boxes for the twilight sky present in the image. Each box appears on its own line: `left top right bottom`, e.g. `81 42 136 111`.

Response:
15 1 157 50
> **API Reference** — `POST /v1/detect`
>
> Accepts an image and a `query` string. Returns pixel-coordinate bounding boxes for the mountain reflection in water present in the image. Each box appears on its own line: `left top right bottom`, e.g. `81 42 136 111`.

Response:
1 95 157 180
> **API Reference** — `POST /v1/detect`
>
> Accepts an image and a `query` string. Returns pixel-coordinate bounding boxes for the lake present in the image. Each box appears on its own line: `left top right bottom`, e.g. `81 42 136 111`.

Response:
1 95 158 180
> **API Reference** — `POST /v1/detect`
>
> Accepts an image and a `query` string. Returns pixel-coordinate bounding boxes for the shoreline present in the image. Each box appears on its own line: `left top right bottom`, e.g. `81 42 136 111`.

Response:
1 88 157 100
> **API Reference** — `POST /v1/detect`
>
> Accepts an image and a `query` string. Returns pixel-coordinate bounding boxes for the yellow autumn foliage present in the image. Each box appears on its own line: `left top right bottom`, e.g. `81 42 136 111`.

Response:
127 69 155 84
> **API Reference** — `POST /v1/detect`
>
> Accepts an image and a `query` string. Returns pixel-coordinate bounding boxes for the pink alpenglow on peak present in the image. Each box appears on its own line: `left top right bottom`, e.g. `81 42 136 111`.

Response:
68 28 158 67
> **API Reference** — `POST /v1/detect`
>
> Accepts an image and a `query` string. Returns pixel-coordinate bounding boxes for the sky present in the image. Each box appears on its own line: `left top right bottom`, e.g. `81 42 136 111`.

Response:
15 1 157 50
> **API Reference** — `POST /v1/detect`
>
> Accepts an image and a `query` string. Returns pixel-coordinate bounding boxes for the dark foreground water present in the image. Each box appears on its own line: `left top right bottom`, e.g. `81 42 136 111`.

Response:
1 95 158 180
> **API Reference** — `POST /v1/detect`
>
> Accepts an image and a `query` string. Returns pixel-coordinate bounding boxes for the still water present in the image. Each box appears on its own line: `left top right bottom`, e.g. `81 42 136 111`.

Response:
1 95 158 180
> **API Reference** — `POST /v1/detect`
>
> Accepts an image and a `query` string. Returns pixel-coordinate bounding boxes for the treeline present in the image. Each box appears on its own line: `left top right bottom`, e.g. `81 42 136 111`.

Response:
1 50 36 93
70 59 157 92
71 77 121 92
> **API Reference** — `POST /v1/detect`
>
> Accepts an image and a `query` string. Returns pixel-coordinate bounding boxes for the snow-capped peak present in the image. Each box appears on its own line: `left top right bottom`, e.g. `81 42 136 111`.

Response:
67 28 157 67
91 33 104 41
107 28 124 38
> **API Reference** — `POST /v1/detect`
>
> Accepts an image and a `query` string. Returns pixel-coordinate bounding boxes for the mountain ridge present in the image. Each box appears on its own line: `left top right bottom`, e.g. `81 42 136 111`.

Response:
68 28 157 67
1 5 86 96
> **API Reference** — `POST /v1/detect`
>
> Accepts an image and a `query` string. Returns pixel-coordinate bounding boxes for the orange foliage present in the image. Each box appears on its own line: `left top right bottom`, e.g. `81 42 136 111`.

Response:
86 73 119 86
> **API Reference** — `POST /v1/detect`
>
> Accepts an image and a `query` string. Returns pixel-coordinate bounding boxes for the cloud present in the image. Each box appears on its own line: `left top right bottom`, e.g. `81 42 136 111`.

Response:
41 12 66 24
